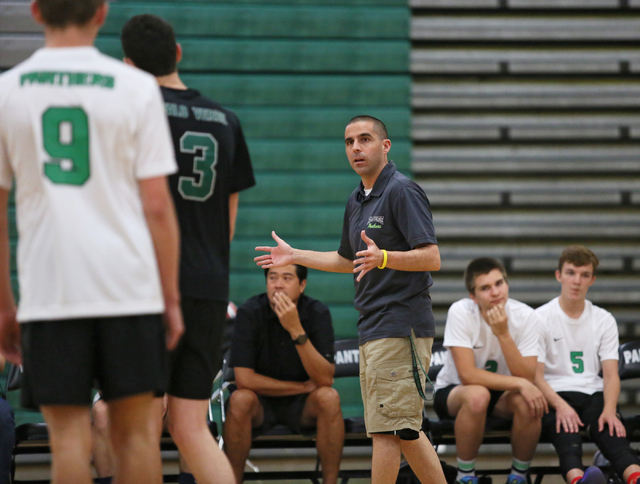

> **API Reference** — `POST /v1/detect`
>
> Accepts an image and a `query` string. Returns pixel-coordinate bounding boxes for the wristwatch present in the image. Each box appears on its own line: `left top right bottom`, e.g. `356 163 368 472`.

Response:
292 333 308 345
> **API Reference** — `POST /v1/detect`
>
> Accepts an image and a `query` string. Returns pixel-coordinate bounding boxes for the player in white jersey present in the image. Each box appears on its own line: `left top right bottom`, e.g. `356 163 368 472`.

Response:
535 246 640 484
0 1 183 483
433 258 547 484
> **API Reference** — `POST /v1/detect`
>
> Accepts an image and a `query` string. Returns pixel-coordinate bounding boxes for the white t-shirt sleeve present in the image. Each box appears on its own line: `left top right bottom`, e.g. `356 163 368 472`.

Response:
443 302 474 349
0 135 12 190
599 313 619 362
537 315 550 364
516 310 540 358
134 82 177 180
0 87 13 190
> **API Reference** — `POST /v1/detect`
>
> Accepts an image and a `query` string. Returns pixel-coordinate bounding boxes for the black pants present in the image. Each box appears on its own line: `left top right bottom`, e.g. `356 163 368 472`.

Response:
542 392 639 479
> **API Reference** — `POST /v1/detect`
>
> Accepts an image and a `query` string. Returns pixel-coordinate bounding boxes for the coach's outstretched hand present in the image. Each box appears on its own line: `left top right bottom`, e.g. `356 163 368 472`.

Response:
354 230 383 282
255 231 294 268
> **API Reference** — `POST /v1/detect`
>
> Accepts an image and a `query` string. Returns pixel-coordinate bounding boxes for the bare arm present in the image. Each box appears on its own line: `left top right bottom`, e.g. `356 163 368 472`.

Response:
293 249 353 273
0 189 19 364
229 192 239 242
271 292 334 387
255 231 352 273
484 306 536 381
139 176 184 350
477 304 537 380
534 362 567 409
599 359 625 436
384 244 440 272
499 338 536 380
534 361 581 433
295 342 335 388
451 346 528 391
353 231 440 281
451 346 547 416
235 367 316 397
602 359 621 414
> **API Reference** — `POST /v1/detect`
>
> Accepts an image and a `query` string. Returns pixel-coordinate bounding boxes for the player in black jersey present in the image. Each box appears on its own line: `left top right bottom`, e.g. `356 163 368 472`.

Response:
117 14 256 484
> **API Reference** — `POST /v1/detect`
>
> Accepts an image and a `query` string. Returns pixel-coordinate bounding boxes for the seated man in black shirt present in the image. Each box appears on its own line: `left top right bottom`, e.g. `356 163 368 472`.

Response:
224 264 344 484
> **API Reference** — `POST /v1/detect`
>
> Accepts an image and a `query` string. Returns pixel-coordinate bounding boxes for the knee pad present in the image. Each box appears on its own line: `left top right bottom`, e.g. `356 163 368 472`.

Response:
396 428 420 441
589 424 638 478
557 443 584 478
588 421 614 448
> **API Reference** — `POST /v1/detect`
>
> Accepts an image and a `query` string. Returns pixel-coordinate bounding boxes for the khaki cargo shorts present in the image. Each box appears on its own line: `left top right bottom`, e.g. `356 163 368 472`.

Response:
359 331 433 436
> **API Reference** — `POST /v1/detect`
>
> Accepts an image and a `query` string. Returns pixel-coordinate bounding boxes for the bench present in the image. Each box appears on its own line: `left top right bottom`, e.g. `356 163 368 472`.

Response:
6 364 215 483
410 0 631 9
412 114 640 142
235 207 640 240
221 175 640 209
429 276 640 307
10 336 640 483
212 338 376 483
0 2 39 33
0 34 43 69
435 245 640 274
411 49 640 75
412 146 640 175
224 336 640 482
432 212 640 240
10 423 187 484
412 83 640 109
411 16 640 42
418 180 640 208
425 339 640 484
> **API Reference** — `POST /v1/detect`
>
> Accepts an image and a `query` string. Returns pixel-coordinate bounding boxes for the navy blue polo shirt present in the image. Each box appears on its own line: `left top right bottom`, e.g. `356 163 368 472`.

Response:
230 293 335 382
338 161 438 345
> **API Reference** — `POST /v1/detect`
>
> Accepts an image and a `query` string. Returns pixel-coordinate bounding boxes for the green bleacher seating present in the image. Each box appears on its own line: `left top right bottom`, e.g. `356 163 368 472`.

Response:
246 139 411 172
102 4 409 39
96 37 410 73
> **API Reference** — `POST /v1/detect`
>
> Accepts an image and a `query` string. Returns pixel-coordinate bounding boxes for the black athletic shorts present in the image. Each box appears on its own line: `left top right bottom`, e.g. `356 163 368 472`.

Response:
168 298 227 400
20 314 168 410
433 384 504 420
253 393 314 437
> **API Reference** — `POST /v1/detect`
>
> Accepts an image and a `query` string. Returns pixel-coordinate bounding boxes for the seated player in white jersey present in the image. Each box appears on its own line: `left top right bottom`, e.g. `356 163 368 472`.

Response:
534 246 640 484
433 258 547 484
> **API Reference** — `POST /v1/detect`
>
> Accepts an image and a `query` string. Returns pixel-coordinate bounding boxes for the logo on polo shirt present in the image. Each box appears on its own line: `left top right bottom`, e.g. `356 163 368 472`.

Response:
367 216 384 229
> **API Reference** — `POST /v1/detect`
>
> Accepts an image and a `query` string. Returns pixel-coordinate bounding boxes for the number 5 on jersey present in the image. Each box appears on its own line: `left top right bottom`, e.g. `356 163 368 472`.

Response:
178 132 218 202
570 351 584 373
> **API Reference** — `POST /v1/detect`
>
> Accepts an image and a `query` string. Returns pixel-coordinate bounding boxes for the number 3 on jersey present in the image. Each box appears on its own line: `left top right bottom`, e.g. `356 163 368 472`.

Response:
178 132 218 202
42 107 90 186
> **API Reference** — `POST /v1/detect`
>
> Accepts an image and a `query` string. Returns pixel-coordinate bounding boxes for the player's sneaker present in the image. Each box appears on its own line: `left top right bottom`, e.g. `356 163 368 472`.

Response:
456 476 479 484
506 474 527 484
579 466 606 484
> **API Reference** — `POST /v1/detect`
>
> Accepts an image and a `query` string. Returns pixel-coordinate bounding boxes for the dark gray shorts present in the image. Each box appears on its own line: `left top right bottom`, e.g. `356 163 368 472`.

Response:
254 393 314 437
433 384 504 420
168 298 227 400
20 314 168 409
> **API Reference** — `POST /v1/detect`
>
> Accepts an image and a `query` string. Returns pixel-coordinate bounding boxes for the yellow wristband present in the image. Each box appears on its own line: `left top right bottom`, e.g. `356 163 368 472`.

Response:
377 249 388 270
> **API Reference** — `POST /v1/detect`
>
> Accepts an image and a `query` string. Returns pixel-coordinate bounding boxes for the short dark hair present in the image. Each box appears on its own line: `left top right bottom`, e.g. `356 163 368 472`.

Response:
558 245 599 273
36 0 104 28
347 115 389 140
121 14 177 77
264 265 308 283
464 257 508 294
